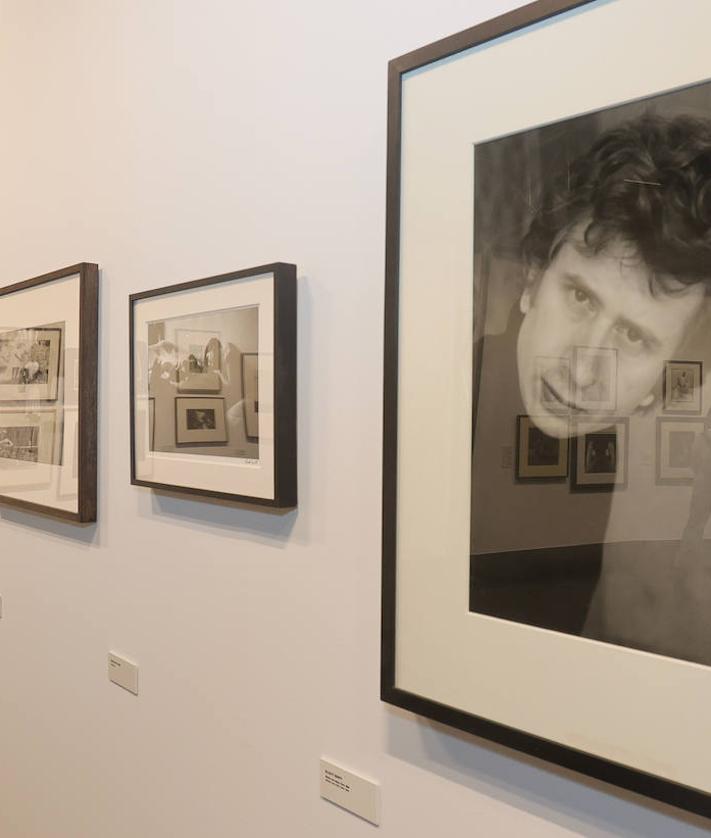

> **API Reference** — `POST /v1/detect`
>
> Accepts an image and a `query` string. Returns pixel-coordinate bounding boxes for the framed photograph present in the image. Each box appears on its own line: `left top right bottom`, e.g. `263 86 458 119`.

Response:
0 264 97 521
656 417 705 485
571 418 628 491
130 262 296 507
515 415 568 479
0 327 62 401
663 360 703 414
382 0 711 817
175 397 227 446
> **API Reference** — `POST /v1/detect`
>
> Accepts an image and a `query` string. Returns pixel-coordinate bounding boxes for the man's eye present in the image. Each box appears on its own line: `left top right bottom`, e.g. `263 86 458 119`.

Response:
568 286 593 309
624 327 643 344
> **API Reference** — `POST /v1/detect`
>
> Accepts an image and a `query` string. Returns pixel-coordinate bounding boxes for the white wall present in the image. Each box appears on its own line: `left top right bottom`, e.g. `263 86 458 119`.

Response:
0 1 709 836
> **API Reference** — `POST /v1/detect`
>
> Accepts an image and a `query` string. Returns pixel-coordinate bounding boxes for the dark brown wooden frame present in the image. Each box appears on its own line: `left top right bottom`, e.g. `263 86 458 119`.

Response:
129 262 297 508
381 0 711 818
0 263 98 523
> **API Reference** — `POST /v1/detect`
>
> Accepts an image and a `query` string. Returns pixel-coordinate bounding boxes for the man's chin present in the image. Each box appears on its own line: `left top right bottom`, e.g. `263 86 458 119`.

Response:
526 411 571 439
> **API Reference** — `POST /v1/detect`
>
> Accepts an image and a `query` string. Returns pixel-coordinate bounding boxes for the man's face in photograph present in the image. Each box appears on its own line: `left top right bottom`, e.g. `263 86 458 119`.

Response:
516 225 707 438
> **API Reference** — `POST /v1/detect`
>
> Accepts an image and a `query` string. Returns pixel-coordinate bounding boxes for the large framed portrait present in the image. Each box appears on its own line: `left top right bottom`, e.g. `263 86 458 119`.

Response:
0 264 98 521
382 0 711 817
130 263 296 507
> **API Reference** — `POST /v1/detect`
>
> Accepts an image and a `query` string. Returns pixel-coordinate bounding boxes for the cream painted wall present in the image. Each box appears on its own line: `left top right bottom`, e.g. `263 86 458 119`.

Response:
0 1 709 836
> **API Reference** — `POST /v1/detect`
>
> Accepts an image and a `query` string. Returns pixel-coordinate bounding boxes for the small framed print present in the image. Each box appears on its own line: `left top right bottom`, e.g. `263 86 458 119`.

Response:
0 327 62 401
0 409 58 465
573 346 617 413
0 264 98 521
242 352 259 441
175 397 227 446
515 415 568 480
571 418 628 491
656 417 705 485
663 360 702 414
176 328 222 393
130 262 296 507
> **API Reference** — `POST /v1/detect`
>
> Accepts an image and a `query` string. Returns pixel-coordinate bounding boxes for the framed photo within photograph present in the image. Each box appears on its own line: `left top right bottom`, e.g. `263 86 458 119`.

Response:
656 417 705 485
176 328 222 393
130 262 296 507
0 264 98 521
382 0 711 818
571 418 628 491
0 327 62 401
175 397 227 446
515 415 568 480
663 360 703 414
573 347 617 413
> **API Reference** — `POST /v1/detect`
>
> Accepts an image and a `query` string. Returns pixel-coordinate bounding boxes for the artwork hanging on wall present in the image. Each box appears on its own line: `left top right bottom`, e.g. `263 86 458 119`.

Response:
0 263 98 521
130 262 297 507
515 414 568 480
381 0 711 818
571 418 628 491
663 360 703 414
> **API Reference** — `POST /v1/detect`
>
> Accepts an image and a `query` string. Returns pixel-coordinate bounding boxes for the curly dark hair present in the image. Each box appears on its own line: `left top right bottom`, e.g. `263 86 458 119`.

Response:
521 114 711 289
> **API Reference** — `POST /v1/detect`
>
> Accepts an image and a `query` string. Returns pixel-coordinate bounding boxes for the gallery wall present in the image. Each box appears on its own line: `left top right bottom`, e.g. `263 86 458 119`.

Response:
0 1 709 836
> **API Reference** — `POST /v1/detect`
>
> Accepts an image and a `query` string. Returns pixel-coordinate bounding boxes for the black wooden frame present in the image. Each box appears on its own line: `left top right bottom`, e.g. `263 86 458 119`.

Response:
381 0 711 818
0 263 99 523
129 262 297 508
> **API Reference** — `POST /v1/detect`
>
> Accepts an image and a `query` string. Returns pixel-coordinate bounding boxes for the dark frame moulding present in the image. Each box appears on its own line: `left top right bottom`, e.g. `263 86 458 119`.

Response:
381 0 711 819
0 262 99 523
129 262 297 509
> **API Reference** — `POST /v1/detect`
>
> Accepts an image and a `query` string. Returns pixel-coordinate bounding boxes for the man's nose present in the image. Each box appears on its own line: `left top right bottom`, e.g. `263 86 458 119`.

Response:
572 352 600 389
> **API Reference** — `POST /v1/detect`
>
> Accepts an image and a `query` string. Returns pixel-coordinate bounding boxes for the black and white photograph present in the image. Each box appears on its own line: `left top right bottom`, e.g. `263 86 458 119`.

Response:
0 326 62 401
470 79 711 665
383 0 711 815
663 359 703 414
515 414 568 479
0 410 58 467
130 263 297 507
571 418 628 491
175 397 227 446
147 305 258 459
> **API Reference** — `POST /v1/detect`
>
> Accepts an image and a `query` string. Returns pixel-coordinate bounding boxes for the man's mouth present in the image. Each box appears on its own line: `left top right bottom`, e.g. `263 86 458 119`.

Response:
541 378 586 413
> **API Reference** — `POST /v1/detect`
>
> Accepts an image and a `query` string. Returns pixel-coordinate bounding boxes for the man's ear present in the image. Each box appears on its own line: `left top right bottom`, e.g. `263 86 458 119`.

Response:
519 286 532 314
520 267 538 314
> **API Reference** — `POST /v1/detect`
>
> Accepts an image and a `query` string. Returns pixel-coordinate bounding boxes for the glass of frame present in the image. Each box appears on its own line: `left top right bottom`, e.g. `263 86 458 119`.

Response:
0 264 98 522
130 263 296 507
382 0 711 818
